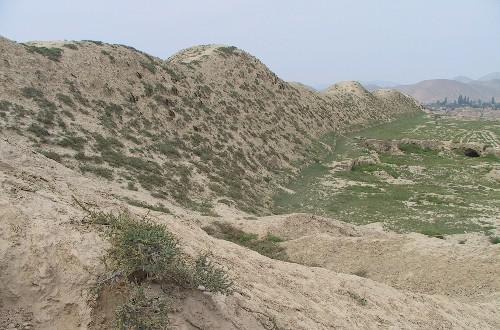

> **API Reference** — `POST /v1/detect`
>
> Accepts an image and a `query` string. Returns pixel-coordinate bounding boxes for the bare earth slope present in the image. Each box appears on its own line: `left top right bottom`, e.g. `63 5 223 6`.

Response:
2 37 499 329
0 37 421 214
1 137 499 329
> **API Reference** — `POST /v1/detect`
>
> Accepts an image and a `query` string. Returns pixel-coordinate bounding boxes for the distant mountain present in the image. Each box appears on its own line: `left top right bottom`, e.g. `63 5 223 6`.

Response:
478 72 500 81
393 79 500 103
361 74 500 104
452 76 473 83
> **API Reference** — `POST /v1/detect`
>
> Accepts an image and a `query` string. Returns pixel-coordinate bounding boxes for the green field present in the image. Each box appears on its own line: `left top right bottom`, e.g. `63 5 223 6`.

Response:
273 113 500 236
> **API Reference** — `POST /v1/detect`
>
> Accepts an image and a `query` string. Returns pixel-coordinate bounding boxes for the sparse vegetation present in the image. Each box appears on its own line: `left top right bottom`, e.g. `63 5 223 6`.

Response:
56 93 74 107
217 46 238 56
139 60 156 74
489 236 500 244
81 209 234 327
115 286 169 330
203 222 287 260
88 210 233 291
346 290 368 306
63 43 78 50
26 45 63 61
79 164 114 179
28 123 49 137
273 113 499 236
352 269 368 278
122 197 170 213
59 135 87 150
40 150 62 162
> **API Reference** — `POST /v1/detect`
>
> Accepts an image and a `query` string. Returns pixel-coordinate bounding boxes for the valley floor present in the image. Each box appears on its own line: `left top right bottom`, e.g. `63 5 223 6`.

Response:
273 112 500 237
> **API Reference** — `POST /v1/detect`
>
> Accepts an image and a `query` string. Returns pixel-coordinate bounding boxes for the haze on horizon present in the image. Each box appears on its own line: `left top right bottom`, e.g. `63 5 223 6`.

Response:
0 0 499 88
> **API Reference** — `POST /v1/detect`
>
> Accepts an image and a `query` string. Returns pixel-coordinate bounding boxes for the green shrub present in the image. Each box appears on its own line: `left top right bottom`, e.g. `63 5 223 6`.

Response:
217 46 238 56
352 269 368 278
83 40 104 45
26 45 63 61
115 286 169 330
398 143 436 155
0 100 12 111
347 291 368 306
40 150 62 162
193 254 233 292
79 164 114 179
59 135 87 151
123 197 170 214
56 93 74 107
22 87 44 99
28 123 49 137
142 82 154 97
420 229 444 239
36 109 55 125
88 211 233 293
101 50 116 63
139 60 156 74
63 43 78 50
490 236 500 244
127 181 138 191
203 222 287 260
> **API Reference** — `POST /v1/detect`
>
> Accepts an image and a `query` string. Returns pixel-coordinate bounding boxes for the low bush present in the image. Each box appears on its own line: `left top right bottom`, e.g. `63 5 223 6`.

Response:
79 164 114 179
89 211 233 292
59 135 87 151
139 60 156 74
490 236 500 244
40 150 62 162
26 45 63 61
115 286 169 330
28 123 49 137
203 222 287 260
398 143 436 155
63 43 78 50
123 197 170 214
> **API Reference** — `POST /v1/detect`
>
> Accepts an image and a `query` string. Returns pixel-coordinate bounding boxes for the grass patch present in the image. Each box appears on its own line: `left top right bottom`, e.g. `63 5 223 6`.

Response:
203 222 287 260
398 143 437 155
26 45 63 61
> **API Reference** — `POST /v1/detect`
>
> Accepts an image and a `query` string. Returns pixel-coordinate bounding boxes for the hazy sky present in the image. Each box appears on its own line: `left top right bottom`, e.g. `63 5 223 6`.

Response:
1 0 499 86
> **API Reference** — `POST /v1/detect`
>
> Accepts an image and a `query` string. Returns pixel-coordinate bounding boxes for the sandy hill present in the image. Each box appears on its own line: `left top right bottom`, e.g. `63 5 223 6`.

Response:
0 37 421 214
2 37 498 330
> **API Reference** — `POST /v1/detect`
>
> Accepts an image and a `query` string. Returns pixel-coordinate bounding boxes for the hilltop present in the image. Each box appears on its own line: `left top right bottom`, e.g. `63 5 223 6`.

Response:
3 37 499 330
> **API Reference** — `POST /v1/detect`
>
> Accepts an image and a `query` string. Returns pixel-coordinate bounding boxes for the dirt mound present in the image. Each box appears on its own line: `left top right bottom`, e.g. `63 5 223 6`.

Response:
0 140 499 329
2 37 497 329
0 37 422 215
